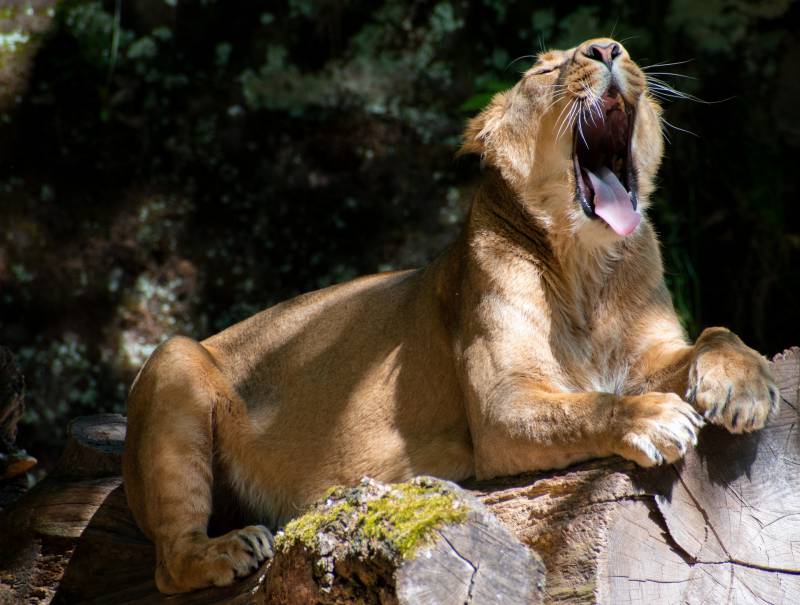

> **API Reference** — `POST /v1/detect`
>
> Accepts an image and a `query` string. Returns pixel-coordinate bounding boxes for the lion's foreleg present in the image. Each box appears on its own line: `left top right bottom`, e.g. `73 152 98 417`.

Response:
467 376 704 479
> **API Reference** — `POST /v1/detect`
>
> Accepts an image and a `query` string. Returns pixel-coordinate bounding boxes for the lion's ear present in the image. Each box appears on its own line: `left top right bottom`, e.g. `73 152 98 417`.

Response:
457 92 509 158
457 90 535 186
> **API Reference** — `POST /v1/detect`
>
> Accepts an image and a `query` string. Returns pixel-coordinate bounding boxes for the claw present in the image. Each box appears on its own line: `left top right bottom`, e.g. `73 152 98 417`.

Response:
769 388 780 414
668 435 686 455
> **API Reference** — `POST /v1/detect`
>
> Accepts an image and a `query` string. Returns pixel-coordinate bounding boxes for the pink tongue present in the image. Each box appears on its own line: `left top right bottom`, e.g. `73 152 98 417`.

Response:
586 167 640 236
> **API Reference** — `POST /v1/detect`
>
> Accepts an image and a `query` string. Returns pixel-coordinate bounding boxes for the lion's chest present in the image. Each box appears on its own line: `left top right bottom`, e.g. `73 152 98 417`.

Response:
486 286 632 394
549 305 633 395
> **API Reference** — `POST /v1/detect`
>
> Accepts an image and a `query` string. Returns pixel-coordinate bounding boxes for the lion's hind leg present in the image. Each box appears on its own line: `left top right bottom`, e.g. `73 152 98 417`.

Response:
122 336 273 594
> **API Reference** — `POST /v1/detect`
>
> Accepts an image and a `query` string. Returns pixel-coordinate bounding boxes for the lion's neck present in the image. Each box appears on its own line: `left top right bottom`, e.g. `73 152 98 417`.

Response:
467 169 629 288
462 172 657 323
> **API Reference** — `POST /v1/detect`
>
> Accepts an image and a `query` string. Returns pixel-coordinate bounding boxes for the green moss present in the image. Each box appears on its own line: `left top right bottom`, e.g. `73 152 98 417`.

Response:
277 502 350 551
361 483 466 556
275 479 467 559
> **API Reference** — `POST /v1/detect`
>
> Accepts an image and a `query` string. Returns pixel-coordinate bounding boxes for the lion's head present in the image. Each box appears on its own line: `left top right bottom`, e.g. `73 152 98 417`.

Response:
461 38 664 245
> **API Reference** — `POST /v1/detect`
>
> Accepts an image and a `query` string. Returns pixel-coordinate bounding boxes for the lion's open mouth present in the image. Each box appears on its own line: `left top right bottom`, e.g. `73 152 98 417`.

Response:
572 88 639 236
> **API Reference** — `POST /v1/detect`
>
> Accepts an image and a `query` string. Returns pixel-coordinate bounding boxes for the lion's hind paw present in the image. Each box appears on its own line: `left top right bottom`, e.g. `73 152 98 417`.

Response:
156 525 274 593
207 525 274 587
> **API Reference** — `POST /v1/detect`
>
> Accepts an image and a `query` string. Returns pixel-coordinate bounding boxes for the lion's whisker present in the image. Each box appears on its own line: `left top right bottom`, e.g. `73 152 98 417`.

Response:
505 55 538 71
563 102 581 140
658 117 673 145
645 71 698 80
616 34 640 45
590 98 603 126
594 96 604 121
609 18 619 40
543 93 568 115
555 102 571 140
577 109 589 148
554 96 572 121
554 97 576 139
646 78 708 104
660 116 699 138
641 59 693 70
557 100 580 141
555 107 571 140
584 96 599 128
579 84 603 128
646 76 734 105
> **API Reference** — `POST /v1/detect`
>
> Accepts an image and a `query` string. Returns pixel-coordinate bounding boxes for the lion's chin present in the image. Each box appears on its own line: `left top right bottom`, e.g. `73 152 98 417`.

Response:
572 88 640 237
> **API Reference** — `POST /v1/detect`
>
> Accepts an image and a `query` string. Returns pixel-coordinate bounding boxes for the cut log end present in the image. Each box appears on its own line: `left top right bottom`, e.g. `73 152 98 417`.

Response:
54 413 127 477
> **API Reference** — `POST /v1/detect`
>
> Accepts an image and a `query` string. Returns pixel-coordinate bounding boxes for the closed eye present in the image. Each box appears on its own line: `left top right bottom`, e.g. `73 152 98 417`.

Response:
530 62 564 76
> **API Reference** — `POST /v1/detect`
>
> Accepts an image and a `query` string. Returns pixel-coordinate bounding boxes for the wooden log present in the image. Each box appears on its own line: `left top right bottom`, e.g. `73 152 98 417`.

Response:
53 478 544 604
55 483 270 605
1 348 798 604
53 413 127 477
0 475 122 603
0 346 36 482
0 413 127 605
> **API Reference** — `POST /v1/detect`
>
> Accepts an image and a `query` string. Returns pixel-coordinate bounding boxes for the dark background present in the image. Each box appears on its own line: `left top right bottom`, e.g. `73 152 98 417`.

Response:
1 0 798 467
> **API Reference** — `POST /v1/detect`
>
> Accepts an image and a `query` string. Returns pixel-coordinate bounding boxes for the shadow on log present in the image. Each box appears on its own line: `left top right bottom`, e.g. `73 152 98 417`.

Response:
1 348 798 604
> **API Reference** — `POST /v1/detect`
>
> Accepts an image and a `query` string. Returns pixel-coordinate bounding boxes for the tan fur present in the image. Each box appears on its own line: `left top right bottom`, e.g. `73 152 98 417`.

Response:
122 38 779 593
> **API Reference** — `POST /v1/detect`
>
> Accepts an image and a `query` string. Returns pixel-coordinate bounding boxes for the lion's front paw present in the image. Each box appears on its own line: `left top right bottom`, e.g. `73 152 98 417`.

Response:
687 341 778 434
614 392 705 467
156 525 274 593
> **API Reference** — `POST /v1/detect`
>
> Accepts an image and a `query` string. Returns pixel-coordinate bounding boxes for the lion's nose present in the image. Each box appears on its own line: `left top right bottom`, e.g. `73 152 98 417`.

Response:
583 42 621 70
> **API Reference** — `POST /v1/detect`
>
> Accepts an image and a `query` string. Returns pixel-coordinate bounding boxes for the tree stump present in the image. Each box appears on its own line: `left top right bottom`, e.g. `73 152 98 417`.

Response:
53 414 127 477
0 346 36 483
1 348 798 604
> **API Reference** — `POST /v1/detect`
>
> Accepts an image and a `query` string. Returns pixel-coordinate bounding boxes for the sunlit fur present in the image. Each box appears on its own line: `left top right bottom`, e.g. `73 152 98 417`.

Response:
460 38 664 254
123 38 778 594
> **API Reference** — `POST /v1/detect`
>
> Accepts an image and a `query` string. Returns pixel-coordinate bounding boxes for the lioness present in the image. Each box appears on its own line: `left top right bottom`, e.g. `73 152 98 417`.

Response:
123 38 778 593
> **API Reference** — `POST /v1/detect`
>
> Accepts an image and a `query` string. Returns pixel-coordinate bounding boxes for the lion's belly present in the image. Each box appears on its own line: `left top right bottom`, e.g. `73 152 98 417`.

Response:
221 363 473 525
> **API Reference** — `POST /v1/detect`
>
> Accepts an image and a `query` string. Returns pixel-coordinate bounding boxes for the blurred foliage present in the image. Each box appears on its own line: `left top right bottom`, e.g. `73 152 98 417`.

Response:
0 0 798 462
